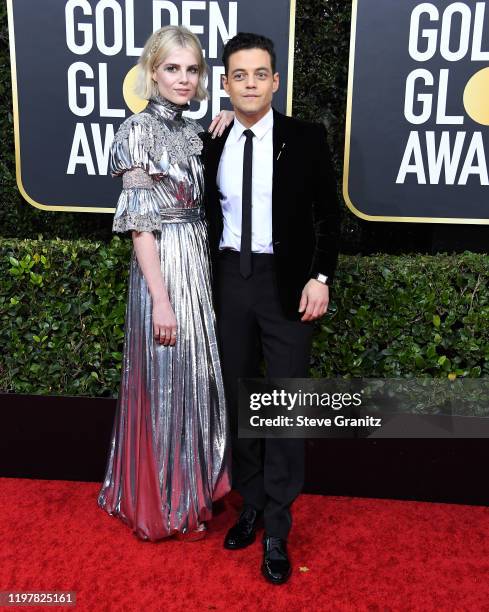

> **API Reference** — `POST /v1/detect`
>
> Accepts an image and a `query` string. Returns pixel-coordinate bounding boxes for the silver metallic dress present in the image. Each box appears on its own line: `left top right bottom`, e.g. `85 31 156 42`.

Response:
97 95 230 541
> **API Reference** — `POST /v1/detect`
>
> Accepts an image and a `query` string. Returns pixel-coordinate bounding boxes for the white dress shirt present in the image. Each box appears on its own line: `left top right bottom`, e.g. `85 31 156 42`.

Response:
217 108 274 253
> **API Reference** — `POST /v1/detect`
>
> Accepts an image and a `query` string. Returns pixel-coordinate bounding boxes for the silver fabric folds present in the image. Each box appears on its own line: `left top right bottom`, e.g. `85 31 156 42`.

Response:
98 97 230 541
112 188 162 234
122 167 154 189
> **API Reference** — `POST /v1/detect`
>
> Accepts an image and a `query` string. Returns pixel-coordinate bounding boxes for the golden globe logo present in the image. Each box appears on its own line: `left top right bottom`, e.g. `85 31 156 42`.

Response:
396 2 489 187
123 66 147 114
464 67 489 126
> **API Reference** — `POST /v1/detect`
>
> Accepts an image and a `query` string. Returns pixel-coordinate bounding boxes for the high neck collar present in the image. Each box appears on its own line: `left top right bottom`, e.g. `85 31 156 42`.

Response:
149 94 190 120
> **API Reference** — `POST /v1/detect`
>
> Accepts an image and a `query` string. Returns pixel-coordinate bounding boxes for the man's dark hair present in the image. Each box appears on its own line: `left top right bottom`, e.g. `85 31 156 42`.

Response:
222 32 276 75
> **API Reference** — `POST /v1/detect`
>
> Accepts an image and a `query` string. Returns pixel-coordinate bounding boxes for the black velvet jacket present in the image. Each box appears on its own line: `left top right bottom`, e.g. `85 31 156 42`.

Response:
202 108 341 320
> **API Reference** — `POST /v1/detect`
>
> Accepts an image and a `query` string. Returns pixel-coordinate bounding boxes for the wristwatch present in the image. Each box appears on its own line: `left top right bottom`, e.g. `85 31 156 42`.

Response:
314 273 330 285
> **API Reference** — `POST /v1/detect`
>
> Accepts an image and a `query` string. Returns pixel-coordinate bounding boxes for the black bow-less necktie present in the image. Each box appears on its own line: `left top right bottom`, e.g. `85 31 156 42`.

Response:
240 129 255 279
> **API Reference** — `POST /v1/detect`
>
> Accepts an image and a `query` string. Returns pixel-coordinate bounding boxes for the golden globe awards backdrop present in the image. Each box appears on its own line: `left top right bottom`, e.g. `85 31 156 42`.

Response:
344 0 489 223
7 0 296 212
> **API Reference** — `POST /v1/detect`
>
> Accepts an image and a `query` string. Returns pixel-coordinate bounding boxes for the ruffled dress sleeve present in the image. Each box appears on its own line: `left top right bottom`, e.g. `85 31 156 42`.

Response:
110 115 169 235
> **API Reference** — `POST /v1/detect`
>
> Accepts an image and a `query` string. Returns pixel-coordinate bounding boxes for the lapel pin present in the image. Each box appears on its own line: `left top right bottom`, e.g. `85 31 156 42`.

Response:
276 142 286 161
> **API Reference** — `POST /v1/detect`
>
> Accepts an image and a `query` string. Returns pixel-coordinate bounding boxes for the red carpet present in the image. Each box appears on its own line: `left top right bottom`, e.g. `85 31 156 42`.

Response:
1 478 489 611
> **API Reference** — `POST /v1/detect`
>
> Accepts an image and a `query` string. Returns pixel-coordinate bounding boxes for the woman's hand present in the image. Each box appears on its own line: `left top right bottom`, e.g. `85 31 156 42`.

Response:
131 231 176 346
208 110 234 138
152 299 178 346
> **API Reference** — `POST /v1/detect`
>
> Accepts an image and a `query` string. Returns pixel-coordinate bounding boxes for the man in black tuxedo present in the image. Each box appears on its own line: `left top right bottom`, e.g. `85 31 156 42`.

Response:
203 32 340 585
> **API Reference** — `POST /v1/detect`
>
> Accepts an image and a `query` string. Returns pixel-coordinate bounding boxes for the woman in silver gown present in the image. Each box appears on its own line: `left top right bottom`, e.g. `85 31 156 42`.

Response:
98 26 231 541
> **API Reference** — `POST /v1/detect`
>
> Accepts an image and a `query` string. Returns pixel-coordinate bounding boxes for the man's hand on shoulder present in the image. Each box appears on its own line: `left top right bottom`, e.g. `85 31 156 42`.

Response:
208 110 234 138
298 279 329 322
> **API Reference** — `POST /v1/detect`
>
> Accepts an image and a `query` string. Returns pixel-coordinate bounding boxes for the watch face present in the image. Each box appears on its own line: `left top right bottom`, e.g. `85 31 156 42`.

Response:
317 274 328 284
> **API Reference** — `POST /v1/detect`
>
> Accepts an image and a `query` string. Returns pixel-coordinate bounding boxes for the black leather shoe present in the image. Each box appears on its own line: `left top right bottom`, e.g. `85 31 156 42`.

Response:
261 535 291 585
224 505 262 550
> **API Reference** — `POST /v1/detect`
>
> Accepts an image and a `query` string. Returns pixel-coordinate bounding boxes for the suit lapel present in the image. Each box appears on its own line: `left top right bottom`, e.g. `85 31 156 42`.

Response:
272 108 288 226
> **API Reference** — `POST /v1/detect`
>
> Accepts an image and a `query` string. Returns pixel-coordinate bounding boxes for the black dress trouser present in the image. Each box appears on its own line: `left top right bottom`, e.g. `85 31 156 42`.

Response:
215 250 314 539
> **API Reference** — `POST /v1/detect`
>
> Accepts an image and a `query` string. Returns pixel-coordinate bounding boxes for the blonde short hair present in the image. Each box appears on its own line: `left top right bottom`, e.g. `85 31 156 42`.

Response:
135 26 208 101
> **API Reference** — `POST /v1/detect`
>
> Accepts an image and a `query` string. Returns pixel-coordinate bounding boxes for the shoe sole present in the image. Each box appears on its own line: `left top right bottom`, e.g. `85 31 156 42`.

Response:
261 564 291 585
223 532 256 550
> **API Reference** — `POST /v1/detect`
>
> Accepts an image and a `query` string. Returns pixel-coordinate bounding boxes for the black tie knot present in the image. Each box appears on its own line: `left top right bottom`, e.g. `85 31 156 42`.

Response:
243 129 255 140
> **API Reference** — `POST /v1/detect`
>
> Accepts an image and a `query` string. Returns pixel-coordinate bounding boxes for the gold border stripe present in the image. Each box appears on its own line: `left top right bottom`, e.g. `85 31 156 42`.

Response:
286 0 296 116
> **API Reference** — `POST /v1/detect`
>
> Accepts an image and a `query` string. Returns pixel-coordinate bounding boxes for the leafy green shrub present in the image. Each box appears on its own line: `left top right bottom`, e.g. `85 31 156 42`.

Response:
1 239 488 397
312 252 489 378
0 237 130 396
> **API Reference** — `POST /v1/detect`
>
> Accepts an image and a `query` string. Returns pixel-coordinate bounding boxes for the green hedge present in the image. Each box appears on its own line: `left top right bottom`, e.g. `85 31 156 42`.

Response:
0 238 129 396
1 238 488 397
